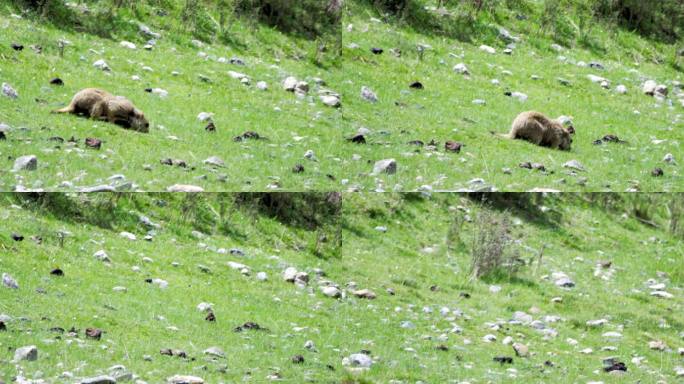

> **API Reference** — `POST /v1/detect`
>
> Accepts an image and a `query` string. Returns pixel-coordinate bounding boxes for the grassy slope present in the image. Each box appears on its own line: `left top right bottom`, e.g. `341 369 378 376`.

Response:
0 193 347 383
341 2 683 192
0 1 682 192
341 193 684 382
1 193 683 383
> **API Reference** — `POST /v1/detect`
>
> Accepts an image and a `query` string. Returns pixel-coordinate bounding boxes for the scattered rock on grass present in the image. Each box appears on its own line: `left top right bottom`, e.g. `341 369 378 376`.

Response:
13 155 37 171
13 345 38 362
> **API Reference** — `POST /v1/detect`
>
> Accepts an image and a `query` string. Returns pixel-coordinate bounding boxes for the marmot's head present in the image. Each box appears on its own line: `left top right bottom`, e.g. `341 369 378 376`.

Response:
129 108 149 133
556 116 575 151
558 126 575 150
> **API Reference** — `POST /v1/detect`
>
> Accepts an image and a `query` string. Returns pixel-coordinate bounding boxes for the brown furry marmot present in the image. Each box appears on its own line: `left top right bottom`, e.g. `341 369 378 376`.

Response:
504 111 574 150
53 88 149 133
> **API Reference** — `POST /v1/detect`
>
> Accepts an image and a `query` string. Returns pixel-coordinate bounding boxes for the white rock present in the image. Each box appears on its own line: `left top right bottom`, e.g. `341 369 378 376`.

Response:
93 250 110 262
167 184 204 192
167 375 204 384
120 41 137 49
152 279 168 289
256 272 268 281
81 375 117 384
203 347 225 358
227 262 248 270
197 112 214 122
602 331 622 339
151 88 168 98
550 44 563 52
13 155 37 171
343 353 372 368
256 81 268 91
651 290 674 299
563 160 585 172
203 156 225 167
320 95 341 107
615 85 627 94
119 232 136 241
283 267 298 282
2 273 18 289
510 92 528 102
321 286 342 298
483 334 497 342
93 59 110 71
228 71 248 80
643 80 657 95
196 302 213 312
479 45 496 54
663 153 675 163
587 74 608 84
14 345 38 362
675 366 684 377
453 63 469 75
283 76 298 91
586 319 608 327
361 86 378 102
372 159 397 175
2 83 18 99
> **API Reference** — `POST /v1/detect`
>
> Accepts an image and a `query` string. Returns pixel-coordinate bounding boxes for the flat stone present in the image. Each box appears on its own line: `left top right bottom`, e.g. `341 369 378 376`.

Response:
81 376 117 384
167 375 204 384
167 184 204 192
203 347 225 358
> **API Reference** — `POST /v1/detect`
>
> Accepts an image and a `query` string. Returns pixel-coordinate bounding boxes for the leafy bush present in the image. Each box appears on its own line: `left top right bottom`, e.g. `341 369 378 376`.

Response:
469 210 522 279
234 0 341 39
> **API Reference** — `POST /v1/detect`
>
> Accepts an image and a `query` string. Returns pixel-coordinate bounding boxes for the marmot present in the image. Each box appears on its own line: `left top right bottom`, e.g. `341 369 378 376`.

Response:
53 88 149 133
504 111 574 150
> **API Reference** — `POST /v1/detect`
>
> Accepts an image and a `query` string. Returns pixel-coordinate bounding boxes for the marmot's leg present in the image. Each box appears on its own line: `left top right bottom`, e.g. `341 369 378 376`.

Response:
531 122 545 145
89 102 108 121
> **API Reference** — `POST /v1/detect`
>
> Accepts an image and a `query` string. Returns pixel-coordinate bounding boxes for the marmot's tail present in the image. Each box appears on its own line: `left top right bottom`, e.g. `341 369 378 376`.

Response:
490 131 512 139
52 105 73 114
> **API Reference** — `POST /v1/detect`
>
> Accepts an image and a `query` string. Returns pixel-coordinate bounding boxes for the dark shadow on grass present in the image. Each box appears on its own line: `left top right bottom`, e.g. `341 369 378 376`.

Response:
479 269 538 288
466 193 563 230
357 0 497 43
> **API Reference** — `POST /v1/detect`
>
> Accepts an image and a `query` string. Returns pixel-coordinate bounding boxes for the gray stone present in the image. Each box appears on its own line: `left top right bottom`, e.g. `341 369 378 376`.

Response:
2 83 18 99
13 345 38 362
2 273 18 289
13 155 37 171
372 159 397 175
360 86 378 102
343 353 373 368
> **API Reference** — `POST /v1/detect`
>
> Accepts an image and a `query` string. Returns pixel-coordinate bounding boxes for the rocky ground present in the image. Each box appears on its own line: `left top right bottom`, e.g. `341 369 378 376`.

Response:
1 193 683 383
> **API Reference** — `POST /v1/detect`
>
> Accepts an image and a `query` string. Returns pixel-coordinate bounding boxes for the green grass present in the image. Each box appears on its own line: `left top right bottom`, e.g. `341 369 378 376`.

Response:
1 193 683 383
0 1 682 192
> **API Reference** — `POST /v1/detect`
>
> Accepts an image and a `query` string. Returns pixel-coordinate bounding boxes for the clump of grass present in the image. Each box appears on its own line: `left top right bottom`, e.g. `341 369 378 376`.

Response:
469 209 521 280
